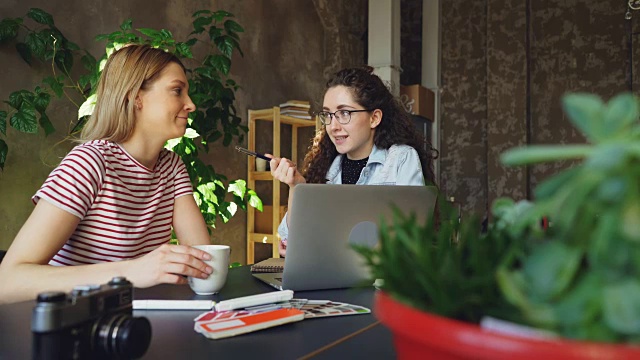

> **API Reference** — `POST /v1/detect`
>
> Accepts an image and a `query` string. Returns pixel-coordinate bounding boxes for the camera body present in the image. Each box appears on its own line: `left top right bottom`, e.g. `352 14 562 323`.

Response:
32 277 151 360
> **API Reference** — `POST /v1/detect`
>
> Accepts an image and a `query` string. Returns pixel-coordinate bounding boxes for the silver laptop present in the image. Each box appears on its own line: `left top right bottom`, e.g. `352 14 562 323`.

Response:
252 184 438 291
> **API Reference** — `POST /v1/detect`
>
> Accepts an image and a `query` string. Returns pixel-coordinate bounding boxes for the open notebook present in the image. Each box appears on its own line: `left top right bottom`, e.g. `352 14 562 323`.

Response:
252 184 438 291
250 258 284 273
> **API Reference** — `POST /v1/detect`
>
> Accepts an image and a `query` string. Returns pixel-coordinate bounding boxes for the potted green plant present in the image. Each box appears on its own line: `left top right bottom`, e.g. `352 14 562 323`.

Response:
356 92 640 359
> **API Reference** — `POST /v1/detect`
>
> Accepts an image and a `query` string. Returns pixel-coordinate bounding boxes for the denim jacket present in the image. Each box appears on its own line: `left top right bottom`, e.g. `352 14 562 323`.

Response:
277 144 425 240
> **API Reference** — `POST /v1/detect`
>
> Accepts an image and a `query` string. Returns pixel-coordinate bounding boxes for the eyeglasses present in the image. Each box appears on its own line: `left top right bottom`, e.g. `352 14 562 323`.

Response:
317 109 372 125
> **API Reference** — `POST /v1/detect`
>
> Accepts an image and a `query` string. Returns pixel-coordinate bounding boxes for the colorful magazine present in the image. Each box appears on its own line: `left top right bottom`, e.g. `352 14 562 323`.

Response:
194 308 304 339
193 298 371 339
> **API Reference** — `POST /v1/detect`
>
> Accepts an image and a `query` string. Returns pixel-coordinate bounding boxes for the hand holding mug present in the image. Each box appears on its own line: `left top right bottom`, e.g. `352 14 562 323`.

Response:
188 245 230 295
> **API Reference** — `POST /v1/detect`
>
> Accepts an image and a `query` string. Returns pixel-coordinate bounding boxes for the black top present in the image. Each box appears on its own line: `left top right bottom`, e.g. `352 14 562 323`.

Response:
341 157 369 184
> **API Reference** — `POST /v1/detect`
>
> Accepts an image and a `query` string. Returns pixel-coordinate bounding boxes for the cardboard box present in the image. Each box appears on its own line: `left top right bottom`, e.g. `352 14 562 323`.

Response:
255 205 287 234
400 85 435 121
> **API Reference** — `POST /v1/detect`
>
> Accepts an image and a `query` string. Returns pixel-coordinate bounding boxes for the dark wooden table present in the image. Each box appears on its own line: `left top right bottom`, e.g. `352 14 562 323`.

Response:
0 266 396 359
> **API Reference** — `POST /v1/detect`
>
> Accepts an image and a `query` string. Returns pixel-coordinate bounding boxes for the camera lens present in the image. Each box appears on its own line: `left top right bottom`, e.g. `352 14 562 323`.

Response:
94 314 152 359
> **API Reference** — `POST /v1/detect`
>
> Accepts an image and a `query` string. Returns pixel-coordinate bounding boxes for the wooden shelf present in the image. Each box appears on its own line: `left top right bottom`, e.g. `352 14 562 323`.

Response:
245 106 320 264
248 171 272 181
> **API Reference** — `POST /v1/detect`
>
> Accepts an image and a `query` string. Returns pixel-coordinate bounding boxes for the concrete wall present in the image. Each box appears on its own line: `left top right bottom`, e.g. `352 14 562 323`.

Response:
0 0 367 264
439 0 633 217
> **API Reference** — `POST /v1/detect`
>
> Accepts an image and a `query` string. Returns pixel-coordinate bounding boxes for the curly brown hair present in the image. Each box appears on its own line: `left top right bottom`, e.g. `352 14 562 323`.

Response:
301 66 438 185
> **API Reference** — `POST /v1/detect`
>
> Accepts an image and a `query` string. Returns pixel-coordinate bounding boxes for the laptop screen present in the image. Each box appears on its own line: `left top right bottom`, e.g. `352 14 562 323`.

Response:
280 184 437 291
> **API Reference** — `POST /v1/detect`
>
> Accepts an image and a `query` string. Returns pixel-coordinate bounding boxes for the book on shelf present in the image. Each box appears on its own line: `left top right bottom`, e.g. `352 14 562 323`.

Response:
250 257 285 273
281 113 312 120
281 109 311 116
279 100 310 109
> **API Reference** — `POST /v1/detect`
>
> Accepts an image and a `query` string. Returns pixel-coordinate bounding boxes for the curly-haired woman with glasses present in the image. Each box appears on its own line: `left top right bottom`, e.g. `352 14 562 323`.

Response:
268 66 438 257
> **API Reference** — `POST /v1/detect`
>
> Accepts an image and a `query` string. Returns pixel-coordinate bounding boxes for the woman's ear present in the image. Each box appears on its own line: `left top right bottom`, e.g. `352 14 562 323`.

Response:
370 109 383 128
134 95 142 110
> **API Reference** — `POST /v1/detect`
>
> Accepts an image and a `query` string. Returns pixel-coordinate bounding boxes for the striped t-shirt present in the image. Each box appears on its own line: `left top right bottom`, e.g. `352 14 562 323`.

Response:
33 140 194 266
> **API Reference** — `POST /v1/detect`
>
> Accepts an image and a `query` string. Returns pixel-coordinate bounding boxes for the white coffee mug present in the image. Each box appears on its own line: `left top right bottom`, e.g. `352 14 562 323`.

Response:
188 245 230 295
256 157 267 172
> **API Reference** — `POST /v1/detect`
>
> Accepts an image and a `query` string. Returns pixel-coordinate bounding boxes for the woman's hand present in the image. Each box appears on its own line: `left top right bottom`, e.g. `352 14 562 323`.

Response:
266 155 306 187
126 244 213 288
278 238 287 258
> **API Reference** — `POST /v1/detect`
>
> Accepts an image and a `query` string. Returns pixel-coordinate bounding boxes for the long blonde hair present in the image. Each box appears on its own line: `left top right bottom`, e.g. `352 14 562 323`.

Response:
80 44 185 142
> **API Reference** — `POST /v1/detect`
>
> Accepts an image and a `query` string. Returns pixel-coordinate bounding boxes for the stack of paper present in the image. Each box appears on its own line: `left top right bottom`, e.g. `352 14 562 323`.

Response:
193 298 370 339
279 100 312 120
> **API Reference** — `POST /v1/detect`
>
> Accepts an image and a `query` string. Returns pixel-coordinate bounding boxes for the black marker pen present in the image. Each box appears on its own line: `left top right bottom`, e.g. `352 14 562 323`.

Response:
234 146 271 161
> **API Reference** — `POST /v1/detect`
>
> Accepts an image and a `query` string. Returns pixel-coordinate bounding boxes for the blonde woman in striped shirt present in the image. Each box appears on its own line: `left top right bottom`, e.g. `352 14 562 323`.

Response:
0 45 214 304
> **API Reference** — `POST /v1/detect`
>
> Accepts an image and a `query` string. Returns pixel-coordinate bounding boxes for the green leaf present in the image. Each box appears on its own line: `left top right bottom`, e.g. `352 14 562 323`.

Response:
159 29 173 40
137 28 161 38
0 111 6 135
603 280 640 335
7 90 32 109
54 49 73 72
185 38 197 46
0 139 7 170
43 76 64 97
247 189 262 211
554 273 602 327
602 93 639 138
523 241 582 302
38 112 55 136
25 32 46 60
192 16 212 34
583 143 627 171
15 42 32 65
227 179 247 198
212 10 233 21
66 41 80 51
10 105 38 133
209 55 230 75
223 132 232 146
95 33 110 41
120 19 133 31
561 93 605 143
208 26 222 41
196 182 220 206
622 202 640 242
164 137 181 151
534 166 581 199
27 8 54 25
224 19 244 33
501 145 592 166
78 94 97 119
184 128 200 139
33 90 50 112
81 53 97 72
0 18 22 42
588 212 628 271
175 42 193 59
215 36 235 58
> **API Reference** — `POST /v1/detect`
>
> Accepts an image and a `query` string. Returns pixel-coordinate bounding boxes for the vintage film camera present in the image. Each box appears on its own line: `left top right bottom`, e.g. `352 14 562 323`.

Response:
31 277 151 360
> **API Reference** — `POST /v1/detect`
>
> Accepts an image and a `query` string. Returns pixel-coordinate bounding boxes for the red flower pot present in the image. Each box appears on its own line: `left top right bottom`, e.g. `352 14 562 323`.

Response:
374 291 640 360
